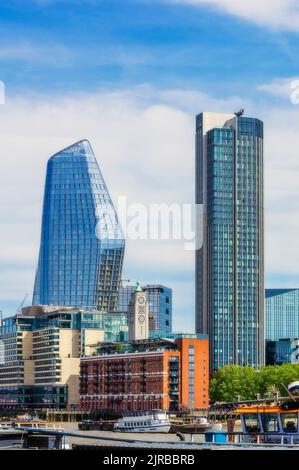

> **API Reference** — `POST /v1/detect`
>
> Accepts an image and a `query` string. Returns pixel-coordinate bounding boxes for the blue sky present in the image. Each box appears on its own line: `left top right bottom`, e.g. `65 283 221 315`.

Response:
0 0 298 96
1 0 299 331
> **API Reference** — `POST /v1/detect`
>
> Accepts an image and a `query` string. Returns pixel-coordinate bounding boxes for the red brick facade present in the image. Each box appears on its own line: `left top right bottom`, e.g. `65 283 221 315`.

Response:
80 337 209 412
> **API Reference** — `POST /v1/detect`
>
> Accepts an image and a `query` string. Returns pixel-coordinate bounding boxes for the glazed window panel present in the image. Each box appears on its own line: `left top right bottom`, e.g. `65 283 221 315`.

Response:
281 413 298 433
243 413 261 433
261 413 279 433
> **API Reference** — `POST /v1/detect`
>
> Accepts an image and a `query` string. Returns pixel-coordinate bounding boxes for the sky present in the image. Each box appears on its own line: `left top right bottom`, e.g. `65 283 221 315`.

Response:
1 0 299 331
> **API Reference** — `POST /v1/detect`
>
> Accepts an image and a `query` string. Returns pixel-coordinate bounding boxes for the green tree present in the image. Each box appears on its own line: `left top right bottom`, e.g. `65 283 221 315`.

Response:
210 365 260 401
258 363 299 396
210 364 299 402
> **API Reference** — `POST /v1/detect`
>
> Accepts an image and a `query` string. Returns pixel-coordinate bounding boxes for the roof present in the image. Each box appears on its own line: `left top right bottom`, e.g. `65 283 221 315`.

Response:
265 288 298 299
49 139 93 160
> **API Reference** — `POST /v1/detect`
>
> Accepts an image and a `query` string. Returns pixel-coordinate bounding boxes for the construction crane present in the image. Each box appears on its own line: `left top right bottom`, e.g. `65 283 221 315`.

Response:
16 293 29 316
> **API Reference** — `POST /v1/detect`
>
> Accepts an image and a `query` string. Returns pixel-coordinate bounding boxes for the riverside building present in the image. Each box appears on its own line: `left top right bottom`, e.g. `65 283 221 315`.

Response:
266 338 299 365
195 111 264 371
0 306 128 408
265 289 299 341
80 335 209 413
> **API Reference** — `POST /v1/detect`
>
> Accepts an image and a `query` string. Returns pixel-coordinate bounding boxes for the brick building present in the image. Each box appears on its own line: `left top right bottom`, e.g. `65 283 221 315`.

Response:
80 335 209 412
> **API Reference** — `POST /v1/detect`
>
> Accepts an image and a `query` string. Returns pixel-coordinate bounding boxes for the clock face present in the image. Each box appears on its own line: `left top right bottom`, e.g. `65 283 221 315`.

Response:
139 315 145 323
138 296 145 304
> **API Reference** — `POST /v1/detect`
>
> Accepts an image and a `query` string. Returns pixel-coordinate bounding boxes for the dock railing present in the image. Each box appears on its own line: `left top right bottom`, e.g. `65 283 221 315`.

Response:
186 430 299 446
15 427 299 449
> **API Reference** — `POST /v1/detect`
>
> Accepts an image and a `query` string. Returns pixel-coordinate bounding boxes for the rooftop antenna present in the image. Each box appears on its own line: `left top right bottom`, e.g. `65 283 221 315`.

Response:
234 108 245 117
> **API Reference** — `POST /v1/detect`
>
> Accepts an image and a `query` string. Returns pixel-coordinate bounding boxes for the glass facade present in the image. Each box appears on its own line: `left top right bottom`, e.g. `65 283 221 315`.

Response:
196 113 264 371
0 307 128 407
33 139 125 311
0 308 128 341
266 338 299 365
0 385 68 408
265 289 299 341
117 284 172 334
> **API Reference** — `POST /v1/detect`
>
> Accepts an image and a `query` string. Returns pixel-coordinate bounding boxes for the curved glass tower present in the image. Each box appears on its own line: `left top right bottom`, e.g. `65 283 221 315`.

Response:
33 140 125 311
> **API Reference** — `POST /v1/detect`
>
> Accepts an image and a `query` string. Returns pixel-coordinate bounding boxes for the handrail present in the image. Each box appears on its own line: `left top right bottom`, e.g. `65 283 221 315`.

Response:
17 427 299 447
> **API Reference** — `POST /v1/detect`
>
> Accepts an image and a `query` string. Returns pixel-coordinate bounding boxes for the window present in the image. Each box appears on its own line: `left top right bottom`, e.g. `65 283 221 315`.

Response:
281 414 298 433
243 414 260 433
261 413 279 433
188 345 195 409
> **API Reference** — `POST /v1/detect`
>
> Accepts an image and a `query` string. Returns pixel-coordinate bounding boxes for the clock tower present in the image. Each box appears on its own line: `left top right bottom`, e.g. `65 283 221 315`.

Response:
128 282 149 341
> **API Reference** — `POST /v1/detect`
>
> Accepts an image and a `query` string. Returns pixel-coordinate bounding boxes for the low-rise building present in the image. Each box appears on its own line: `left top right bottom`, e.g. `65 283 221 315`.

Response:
266 338 299 365
265 289 299 341
80 334 209 412
0 306 128 408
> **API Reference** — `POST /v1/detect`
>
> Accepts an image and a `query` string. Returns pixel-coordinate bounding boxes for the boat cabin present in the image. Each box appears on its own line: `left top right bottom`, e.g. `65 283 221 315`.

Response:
234 400 299 443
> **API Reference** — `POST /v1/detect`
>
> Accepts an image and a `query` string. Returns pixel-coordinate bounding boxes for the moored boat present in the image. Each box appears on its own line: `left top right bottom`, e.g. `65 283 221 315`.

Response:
171 416 213 433
15 421 64 431
233 397 299 444
114 410 171 433
0 422 23 436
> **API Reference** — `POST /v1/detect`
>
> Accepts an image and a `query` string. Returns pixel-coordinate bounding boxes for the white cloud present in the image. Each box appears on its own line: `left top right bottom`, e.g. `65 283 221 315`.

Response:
167 0 299 31
261 105 299 281
257 77 299 99
2 85 234 324
1 84 299 326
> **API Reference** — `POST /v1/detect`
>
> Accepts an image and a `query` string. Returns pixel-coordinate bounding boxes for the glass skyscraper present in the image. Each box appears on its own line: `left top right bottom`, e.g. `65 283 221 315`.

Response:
196 112 264 371
265 289 299 341
33 139 125 311
117 284 172 334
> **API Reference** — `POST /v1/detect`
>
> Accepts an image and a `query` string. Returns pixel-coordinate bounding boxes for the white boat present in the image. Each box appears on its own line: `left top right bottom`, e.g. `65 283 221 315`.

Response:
0 422 19 433
14 421 64 431
114 410 171 433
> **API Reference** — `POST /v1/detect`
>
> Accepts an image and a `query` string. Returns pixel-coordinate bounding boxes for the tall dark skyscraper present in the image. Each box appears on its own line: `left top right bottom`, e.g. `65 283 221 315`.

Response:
33 140 125 311
195 112 264 371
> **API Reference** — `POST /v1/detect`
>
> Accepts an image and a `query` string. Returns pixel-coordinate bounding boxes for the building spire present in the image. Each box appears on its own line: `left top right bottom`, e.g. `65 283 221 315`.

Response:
135 281 143 292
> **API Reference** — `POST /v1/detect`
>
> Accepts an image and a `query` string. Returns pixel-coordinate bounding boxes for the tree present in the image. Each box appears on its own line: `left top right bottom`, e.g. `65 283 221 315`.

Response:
210 364 299 402
210 365 260 401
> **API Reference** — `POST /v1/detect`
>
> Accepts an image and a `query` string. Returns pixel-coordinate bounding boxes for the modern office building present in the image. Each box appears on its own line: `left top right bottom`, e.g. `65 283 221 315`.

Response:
118 284 172 334
80 335 209 413
0 306 128 408
265 289 299 341
33 139 125 311
266 338 299 365
195 112 264 371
